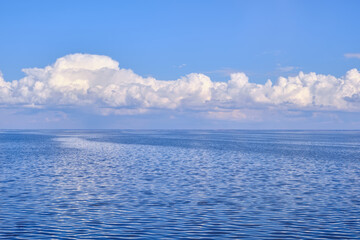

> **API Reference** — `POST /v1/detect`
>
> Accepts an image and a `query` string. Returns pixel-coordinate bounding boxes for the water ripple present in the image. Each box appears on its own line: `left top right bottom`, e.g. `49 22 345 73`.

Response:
1 130 360 239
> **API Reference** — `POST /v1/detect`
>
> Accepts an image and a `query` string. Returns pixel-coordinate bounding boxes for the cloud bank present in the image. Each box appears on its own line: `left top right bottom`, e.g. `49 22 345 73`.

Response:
1 53 360 117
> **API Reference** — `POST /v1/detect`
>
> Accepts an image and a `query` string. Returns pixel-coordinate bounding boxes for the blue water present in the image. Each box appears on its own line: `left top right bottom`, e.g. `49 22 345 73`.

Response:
1 130 360 239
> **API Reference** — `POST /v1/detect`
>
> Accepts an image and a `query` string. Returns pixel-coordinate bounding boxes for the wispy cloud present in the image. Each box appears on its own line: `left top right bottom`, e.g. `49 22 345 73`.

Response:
204 67 240 76
344 53 360 59
261 50 282 56
276 65 299 73
177 63 186 69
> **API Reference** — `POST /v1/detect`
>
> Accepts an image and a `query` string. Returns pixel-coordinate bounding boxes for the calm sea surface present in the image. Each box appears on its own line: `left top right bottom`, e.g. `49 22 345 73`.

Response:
1 130 360 239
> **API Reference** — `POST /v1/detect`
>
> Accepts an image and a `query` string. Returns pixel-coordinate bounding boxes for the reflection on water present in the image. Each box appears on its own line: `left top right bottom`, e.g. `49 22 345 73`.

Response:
1 130 360 239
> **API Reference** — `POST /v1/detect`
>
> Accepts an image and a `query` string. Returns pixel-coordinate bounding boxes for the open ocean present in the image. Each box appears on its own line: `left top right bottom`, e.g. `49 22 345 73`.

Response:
1 130 360 239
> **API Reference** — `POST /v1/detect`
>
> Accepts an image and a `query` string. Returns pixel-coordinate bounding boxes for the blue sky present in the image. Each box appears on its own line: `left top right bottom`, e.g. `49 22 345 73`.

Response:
1 0 360 129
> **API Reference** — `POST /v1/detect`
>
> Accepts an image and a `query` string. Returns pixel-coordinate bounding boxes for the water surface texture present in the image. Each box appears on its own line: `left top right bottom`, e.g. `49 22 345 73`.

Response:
1 130 360 239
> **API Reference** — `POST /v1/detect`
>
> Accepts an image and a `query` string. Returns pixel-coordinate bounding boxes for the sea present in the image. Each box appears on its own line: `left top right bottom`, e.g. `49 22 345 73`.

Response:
1 130 360 239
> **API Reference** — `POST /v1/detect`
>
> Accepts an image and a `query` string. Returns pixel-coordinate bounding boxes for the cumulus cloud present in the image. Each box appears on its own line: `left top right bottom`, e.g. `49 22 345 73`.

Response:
1 53 360 119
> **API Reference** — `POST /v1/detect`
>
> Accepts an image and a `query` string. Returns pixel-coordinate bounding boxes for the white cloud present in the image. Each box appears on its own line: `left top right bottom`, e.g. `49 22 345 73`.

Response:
344 53 360 59
1 53 360 119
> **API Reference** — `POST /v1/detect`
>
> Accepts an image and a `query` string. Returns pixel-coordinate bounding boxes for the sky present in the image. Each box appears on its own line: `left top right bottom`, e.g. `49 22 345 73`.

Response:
0 0 360 129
